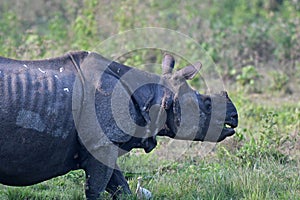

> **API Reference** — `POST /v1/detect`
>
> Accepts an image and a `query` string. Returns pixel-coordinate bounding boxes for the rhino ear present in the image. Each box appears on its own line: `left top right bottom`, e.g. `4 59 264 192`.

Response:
174 62 202 80
162 53 175 75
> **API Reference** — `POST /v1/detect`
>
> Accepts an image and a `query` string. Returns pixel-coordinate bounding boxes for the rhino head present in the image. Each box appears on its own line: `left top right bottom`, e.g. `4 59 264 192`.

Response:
114 53 238 154
157 54 238 143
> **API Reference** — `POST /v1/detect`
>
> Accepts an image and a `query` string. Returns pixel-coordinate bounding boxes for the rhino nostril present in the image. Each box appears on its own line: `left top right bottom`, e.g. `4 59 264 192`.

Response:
231 112 238 119
230 112 238 127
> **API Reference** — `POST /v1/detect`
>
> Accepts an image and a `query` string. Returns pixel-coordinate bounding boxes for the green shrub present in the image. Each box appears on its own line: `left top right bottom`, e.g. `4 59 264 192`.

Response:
236 65 261 92
236 112 289 167
269 71 290 92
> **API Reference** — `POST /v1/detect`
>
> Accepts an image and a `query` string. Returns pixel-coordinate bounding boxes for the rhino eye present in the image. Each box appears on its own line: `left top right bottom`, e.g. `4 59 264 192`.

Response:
204 98 212 112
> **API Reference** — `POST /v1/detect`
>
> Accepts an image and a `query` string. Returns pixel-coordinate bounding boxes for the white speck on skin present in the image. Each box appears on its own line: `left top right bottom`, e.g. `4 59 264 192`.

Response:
38 68 46 74
64 88 70 92
23 64 28 68
54 75 59 79
59 67 64 72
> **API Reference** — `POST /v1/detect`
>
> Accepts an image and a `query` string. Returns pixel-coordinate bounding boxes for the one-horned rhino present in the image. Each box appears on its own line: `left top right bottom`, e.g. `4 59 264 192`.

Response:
0 51 238 199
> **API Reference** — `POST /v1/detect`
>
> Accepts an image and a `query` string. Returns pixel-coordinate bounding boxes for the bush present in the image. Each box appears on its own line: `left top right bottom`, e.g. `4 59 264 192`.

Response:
236 65 262 93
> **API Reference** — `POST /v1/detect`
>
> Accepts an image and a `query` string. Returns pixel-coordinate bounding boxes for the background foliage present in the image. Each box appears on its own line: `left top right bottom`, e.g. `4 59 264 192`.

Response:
0 0 299 199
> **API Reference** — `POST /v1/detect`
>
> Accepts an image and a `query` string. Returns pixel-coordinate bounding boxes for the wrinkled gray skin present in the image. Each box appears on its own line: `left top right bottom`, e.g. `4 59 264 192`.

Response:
0 51 238 199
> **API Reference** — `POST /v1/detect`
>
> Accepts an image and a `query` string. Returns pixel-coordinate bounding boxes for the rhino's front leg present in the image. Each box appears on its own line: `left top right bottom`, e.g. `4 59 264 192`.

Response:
106 166 131 199
83 154 114 200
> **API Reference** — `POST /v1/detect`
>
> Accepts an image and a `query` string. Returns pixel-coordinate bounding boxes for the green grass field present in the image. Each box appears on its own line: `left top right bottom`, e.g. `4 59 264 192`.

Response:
0 0 299 199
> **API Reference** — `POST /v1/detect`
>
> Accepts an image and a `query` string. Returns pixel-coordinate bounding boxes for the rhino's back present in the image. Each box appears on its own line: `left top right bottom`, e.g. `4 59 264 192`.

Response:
0 52 88 186
0 55 76 137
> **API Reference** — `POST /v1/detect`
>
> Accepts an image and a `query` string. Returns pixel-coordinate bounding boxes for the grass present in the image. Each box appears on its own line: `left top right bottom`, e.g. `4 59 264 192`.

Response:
145 158 299 199
1 155 299 200
0 171 85 200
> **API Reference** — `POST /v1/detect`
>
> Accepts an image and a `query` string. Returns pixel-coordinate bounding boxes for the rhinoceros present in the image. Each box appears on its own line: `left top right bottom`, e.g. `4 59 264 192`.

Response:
0 51 238 199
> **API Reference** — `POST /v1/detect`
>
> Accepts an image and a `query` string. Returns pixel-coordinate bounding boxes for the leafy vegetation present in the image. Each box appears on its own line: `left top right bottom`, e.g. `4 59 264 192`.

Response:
0 0 299 199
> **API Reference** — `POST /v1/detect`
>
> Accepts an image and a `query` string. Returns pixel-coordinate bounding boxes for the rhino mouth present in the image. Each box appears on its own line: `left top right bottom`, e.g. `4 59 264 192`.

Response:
222 121 237 135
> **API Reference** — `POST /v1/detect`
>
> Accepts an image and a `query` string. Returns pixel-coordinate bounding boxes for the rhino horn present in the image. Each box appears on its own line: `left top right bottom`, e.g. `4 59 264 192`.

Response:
174 62 202 80
162 53 175 75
